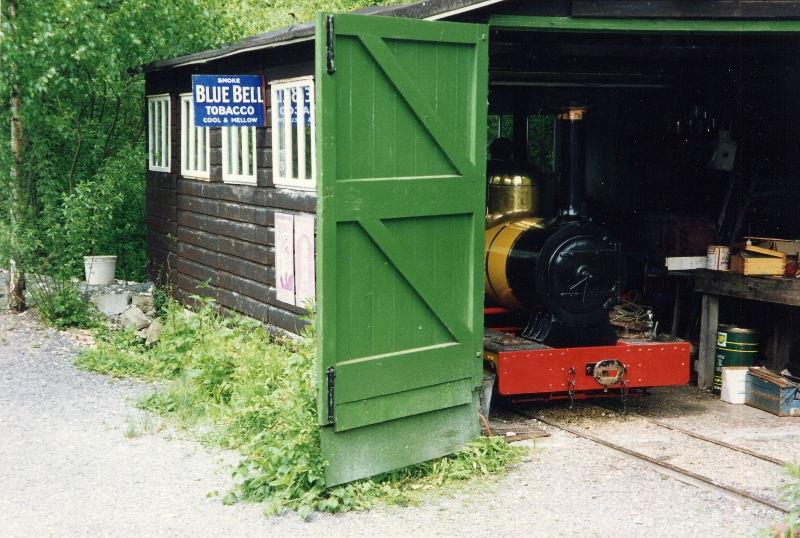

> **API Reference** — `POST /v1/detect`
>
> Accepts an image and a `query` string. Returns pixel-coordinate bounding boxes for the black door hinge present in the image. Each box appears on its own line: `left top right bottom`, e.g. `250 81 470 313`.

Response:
326 366 336 424
326 15 336 75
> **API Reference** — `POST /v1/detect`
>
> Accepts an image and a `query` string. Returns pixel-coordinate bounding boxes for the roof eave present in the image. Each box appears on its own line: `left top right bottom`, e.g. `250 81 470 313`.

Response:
143 0 506 73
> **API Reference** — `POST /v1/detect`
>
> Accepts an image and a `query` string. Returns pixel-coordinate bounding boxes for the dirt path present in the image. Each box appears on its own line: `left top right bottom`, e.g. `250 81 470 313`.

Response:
0 307 785 537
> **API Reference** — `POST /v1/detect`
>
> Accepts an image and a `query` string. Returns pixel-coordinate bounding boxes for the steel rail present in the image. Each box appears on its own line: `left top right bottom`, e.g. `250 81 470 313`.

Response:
601 406 789 467
516 410 791 514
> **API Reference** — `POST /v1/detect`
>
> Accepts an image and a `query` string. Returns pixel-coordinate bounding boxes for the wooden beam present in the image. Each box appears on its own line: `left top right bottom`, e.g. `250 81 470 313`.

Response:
571 1 800 19
694 270 800 307
490 15 800 33
698 293 720 390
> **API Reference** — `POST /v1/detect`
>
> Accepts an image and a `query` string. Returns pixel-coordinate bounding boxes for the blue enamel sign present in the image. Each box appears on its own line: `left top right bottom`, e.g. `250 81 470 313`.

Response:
192 75 266 127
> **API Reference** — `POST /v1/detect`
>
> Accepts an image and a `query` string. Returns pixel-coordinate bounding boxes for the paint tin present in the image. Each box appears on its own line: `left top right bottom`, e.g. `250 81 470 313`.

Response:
707 245 730 271
714 325 758 394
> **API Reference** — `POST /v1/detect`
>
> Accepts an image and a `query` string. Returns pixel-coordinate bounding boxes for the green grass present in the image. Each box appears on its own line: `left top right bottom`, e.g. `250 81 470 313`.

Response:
77 297 523 518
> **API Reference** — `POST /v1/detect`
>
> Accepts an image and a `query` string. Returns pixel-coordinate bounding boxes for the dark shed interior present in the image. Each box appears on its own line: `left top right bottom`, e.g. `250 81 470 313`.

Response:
484 26 800 372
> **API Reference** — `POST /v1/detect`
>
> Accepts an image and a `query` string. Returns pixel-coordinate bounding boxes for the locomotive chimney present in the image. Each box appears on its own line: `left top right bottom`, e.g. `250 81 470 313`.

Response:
558 106 587 217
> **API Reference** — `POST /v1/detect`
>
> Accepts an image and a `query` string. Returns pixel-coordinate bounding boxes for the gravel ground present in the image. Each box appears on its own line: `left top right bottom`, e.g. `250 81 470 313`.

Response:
0 290 790 536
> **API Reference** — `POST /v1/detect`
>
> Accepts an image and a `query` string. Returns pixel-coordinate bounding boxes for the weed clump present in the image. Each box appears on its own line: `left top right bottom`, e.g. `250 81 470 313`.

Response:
772 465 800 537
26 275 99 329
78 297 523 517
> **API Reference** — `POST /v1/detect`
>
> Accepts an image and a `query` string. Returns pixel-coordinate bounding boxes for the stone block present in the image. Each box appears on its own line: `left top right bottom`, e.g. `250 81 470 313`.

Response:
132 294 155 312
145 319 162 346
92 293 131 317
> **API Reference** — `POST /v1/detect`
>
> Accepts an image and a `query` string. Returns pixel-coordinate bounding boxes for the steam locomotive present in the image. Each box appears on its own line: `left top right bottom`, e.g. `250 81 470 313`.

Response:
483 107 690 406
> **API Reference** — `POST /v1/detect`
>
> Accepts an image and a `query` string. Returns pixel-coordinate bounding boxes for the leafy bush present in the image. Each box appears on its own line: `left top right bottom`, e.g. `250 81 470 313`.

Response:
59 143 148 281
26 274 98 329
78 297 523 517
773 465 800 537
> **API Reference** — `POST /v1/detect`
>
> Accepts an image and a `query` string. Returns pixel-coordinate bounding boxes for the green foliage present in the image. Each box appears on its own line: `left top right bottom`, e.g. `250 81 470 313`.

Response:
528 113 555 173
77 324 172 378
78 297 523 517
0 0 405 280
26 274 98 329
218 0 406 36
775 465 800 537
0 0 227 279
60 142 148 279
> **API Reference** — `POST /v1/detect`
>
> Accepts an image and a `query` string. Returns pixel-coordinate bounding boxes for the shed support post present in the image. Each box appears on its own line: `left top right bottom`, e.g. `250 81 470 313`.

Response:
698 293 719 389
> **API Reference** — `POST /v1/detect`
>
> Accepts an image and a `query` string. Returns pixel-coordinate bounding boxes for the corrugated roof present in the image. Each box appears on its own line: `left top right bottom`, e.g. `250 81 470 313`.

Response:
143 0 505 72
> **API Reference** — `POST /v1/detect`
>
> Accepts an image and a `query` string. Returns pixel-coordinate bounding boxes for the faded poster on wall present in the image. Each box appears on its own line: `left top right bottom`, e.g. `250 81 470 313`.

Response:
293 214 316 308
275 212 295 304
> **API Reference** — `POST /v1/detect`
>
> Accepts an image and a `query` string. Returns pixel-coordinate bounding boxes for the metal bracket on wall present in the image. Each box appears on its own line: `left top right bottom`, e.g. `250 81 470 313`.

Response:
326 15 336 75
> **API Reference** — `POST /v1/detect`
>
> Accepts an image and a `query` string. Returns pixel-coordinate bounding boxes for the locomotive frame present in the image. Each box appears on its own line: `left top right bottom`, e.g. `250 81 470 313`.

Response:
484 312 691 406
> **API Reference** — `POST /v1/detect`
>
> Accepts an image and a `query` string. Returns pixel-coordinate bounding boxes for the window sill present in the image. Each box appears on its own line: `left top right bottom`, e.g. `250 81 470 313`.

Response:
274 182 317 192
181 173 211 181
222 178 258 186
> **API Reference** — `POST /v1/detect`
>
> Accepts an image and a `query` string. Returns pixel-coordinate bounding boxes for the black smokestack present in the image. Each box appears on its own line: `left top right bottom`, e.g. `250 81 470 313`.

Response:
558 107 587 217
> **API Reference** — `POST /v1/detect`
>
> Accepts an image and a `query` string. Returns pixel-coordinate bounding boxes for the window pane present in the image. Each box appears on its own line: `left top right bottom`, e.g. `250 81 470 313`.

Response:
290 87 300 179
148 100 154 165
303 84 313 180
527 114 556 173
199 127 206 171
155 101 161 166
277 89 286 178
241 126 249 177
225 128 232 176
250 127 256 176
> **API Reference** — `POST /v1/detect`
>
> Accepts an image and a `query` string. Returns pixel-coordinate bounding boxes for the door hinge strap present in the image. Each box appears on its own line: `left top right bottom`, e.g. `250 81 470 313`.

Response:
326 366 336 424
326 15 336 75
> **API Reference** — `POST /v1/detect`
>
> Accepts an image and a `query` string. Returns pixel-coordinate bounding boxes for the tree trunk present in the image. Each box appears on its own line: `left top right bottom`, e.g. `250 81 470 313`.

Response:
6 0 26 311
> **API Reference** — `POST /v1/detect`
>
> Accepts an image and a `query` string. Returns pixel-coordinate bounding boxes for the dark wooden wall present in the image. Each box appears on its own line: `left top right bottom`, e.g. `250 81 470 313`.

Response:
145 43 315 334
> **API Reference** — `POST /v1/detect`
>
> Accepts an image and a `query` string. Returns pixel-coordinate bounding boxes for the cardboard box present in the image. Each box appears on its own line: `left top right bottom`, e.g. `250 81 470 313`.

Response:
665 256 707 271
730 244 786 276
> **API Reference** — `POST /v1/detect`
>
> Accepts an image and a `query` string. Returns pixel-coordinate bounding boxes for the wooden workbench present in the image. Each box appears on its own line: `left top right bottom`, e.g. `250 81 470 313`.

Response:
694 270 800 388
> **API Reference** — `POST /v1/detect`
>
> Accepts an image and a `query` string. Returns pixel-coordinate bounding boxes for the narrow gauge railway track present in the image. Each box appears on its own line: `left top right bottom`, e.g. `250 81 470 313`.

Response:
515 409 791 514
596 404 788 467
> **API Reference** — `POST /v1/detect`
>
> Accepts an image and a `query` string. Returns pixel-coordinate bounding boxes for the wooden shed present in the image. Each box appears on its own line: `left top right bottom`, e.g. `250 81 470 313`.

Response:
144 0 800 485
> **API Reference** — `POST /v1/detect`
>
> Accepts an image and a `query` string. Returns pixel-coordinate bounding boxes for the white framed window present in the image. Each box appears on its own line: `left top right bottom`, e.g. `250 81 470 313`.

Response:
179 94 210 179
271 77 316 190
221 126 257 185
147 94 171 172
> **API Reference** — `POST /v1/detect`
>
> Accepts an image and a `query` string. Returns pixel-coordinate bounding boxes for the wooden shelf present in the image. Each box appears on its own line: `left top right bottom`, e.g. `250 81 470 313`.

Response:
694 270 800 307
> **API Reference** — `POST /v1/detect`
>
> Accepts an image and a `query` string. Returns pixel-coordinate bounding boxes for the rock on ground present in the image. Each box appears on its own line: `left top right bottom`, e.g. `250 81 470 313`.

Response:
0 275 786 537
118 305 150 331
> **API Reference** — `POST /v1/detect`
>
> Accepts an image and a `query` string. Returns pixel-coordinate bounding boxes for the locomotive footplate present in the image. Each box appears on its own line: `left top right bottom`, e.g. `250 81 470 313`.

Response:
484 329 691 400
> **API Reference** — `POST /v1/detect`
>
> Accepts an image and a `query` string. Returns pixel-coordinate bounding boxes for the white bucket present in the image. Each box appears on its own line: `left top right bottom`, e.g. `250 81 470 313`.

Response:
84 255 117 285
707 245 730 271
720 366 749 404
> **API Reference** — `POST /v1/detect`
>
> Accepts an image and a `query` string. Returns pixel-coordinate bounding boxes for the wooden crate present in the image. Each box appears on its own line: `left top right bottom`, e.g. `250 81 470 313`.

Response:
745 367 800 417
731 245 786 276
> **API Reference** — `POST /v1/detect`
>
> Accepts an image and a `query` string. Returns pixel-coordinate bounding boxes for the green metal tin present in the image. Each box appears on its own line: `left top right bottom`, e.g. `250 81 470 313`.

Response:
714 325 759 394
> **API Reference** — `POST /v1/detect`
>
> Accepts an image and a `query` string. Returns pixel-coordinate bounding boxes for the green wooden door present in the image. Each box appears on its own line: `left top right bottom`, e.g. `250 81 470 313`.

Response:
315 13 488 486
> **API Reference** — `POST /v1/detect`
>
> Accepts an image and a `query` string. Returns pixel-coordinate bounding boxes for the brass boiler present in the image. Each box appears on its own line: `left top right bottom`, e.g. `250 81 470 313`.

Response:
486 171 540 226
485 170 543 310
